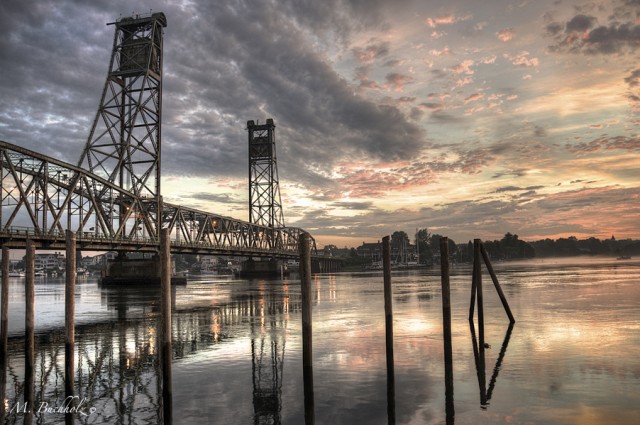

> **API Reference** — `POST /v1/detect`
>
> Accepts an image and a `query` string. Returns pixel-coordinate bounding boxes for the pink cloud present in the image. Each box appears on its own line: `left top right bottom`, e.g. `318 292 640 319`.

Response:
497 28 515 42
425 14 472 28
352 40 390 64
385 73 413 92
504 51 540 67
451 59 475 74
464 93 483 103
455 76 474 88
430 47 451 56
480 55 497 64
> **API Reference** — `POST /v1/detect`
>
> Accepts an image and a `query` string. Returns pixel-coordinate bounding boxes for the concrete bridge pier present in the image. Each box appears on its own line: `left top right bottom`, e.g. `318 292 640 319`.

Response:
100 252 186 285
239 258 286 278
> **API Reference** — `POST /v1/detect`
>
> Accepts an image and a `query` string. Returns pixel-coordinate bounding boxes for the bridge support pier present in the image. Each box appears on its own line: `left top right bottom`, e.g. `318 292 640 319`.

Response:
100 253 186 285
239 258 287 278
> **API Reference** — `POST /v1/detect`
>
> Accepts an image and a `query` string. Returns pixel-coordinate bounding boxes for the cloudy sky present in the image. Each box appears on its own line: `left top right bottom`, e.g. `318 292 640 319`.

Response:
1 0 639 247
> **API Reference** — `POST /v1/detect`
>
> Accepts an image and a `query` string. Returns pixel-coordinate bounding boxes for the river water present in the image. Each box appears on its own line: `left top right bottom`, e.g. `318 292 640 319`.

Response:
1 257 639 424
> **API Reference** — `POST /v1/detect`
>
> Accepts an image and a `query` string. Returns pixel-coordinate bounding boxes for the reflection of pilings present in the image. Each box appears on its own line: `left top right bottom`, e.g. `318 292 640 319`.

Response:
24 239 35 425
161 228 173 424
300 233 315 425
440 237 455 424
1 246 8 423
469 320 487 406
65 230 76 425
382 236 396 425
3 316 164 423
486 322 515 401
2 277 298 423
470 320 515 407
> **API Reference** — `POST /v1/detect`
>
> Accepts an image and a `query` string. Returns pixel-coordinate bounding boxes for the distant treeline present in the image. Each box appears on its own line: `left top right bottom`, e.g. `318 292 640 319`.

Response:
459 233 639 261
326 231 638 267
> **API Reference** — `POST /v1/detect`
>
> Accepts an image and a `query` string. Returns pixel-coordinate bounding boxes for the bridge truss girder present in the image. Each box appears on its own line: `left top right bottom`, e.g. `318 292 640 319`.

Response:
0 140 313 257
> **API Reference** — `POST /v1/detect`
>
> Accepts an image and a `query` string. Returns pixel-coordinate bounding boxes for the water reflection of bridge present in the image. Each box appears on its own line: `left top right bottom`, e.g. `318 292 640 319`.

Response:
1 283 295 424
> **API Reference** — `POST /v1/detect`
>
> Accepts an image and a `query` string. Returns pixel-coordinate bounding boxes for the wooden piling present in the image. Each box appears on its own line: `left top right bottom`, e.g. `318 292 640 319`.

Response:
469 247 478 321
439 237 455 423
160 228 173 424
473 239 487 405
1 247 8 362
382 236 396 424
25 239 35 425
299 232 315 425
65 231 76 424
479 244 515 324
1 246 8 423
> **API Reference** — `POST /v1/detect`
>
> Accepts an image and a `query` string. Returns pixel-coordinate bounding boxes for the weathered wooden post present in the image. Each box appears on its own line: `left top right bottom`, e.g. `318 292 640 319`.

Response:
25 239 35 425
469 244 478 321
440 237 455 424
382 236 395 424
65 231 76 425
473 239 487 405
1 247 7 360
299 232 315 425
1 246 9 423
160 228 173 424
480 244 515 324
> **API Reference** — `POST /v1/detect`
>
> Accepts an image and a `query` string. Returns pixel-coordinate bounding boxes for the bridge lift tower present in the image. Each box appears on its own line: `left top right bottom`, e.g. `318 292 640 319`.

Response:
247 119 285 230
78 12 167 237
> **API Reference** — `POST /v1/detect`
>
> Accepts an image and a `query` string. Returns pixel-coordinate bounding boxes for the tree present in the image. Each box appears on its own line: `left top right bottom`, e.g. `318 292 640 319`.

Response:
416 228 432 264
430 234 458 259
390 231 410 263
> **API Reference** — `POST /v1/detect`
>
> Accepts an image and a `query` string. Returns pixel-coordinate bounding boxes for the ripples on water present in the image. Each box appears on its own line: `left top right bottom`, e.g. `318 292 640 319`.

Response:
1 257 639 424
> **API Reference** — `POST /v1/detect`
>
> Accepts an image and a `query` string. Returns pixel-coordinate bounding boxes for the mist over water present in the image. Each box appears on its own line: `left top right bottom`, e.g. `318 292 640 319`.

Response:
2 257 639 424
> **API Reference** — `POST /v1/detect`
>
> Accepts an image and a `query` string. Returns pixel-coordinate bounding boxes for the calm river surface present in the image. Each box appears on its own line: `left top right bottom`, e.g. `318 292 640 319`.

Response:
1 257 639 424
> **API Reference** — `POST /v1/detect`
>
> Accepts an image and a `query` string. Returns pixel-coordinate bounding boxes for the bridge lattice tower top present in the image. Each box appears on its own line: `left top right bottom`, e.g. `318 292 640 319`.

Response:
77 12 167 233
247 119 285 229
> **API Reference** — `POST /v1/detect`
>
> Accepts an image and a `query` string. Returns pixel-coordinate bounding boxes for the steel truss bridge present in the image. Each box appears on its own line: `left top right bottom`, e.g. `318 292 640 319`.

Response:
0 140 310 257
0 12 314 259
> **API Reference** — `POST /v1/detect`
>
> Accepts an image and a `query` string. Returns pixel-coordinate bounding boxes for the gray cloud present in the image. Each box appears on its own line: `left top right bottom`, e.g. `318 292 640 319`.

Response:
565 14 597 32
547 2 640 55
565 135 640 155
0 0 425 191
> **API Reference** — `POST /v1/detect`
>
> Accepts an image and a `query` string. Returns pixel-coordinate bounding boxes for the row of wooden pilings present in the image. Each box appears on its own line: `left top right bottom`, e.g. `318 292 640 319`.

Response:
297 235 514 425
1 232 512 424
0 229 175 425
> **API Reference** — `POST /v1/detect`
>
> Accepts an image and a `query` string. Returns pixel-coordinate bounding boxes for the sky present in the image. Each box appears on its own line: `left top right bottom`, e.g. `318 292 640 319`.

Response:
1 0 639 248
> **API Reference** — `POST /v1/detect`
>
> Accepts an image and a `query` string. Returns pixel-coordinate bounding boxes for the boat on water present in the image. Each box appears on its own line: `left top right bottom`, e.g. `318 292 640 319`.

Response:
8 271 25 277
616 255 631 260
